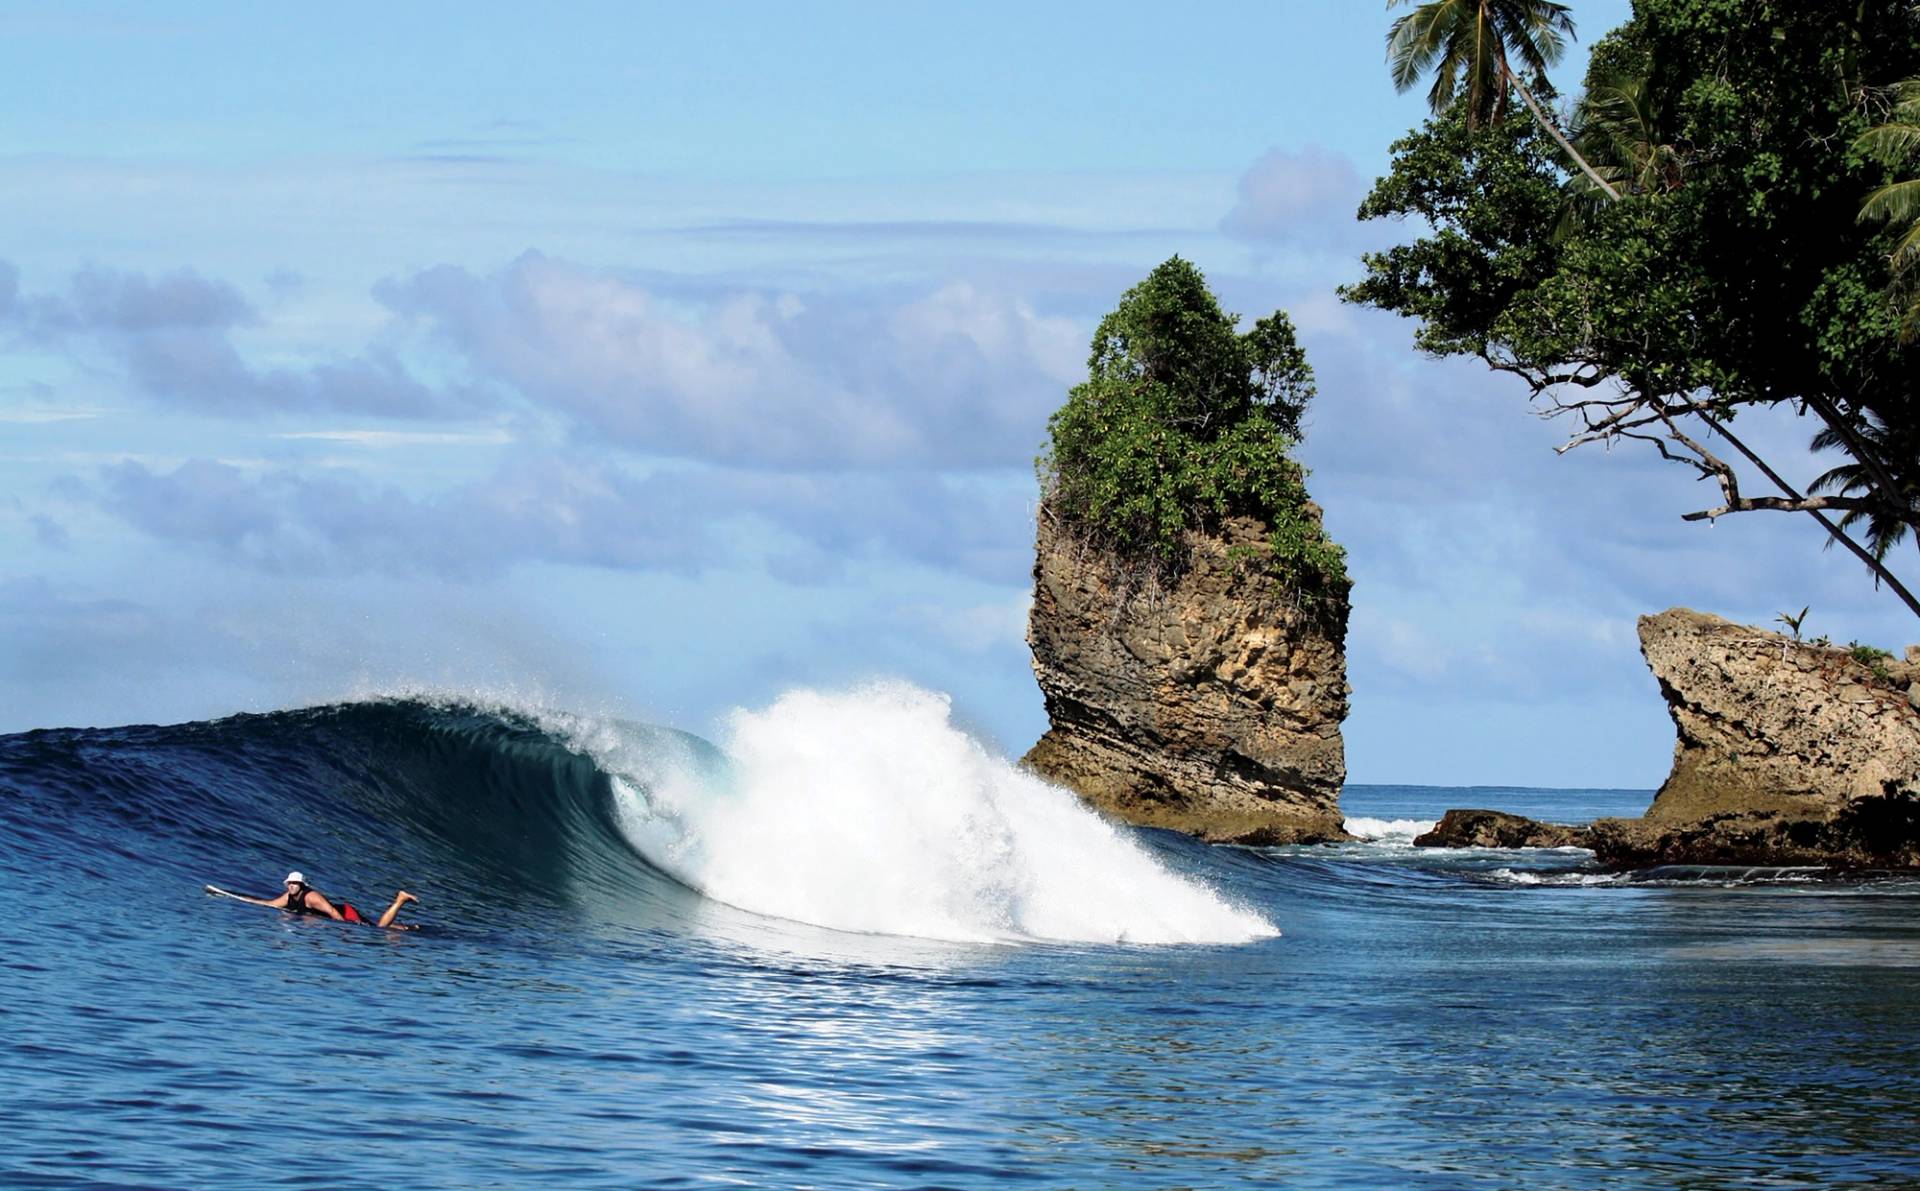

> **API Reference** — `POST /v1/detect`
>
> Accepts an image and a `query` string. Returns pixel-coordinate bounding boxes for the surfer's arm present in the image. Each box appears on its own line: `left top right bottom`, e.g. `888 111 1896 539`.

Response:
305 891 346 921
232 892 291 909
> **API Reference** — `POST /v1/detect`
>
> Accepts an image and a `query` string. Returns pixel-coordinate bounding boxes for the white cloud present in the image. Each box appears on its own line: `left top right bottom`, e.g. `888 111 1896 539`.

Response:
0 406 105 424
83 451 1039 586
275 428 514 448
1220 146 1365 242
901 592 1033 653
0 260 465 418
378 253 1085 468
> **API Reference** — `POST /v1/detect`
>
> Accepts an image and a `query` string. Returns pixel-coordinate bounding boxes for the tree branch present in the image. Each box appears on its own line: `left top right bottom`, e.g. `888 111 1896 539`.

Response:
1500 61 1623 200
1680 494 1873 519
1693 409 1920 619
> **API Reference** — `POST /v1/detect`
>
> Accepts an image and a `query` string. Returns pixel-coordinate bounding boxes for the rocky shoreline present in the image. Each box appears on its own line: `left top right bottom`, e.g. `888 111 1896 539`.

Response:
1417 609 1920 870
1020 483 1920 870
1412 809 1587 850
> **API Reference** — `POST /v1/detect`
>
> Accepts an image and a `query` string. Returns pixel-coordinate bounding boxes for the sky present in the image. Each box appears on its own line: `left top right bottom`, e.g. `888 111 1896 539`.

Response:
2 0 1911 788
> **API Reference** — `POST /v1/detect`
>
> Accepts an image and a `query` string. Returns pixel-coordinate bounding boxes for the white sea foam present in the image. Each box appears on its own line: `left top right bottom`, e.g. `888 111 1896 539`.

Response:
1487 867 1621 887
1342 816 1437 844
600 681 1279 946
320 680 1278 945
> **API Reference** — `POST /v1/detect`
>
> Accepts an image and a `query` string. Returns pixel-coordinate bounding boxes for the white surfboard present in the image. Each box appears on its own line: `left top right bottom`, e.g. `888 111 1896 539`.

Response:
205 885 252 902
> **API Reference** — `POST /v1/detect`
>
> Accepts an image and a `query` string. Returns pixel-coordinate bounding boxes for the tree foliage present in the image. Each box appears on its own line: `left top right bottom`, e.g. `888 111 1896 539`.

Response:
1857 78 1920 336
1387 0 1620 198
1387 0 1576 129
1569 68 1692 198
1040 258 1345 597
1347 0 1920 615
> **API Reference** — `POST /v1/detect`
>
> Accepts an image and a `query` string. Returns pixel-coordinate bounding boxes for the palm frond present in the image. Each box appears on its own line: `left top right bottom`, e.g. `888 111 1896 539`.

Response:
1807 405 1920 558
1385 0 1602 182
1895 216 1920 268
1498 0 1574 76
1861 178 1920 226
1858 122 1920 164
1467 10 1501 126
1809 461 1864 494
1858 83 1920 341
1568 70 1692 198
1388 1 1460 95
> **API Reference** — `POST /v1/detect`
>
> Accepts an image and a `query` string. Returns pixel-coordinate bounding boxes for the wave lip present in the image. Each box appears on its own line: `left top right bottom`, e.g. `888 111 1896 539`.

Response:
600 682 1279 946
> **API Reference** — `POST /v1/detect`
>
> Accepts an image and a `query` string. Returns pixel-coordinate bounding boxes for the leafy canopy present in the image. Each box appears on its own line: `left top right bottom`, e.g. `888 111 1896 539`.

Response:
1857 78 1920 337
1346 0 1920 607
1387 0 1575 129
1040 258 1344 596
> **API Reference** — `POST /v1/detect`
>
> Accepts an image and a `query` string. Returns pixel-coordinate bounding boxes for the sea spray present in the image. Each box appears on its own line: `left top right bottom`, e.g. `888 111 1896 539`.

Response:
606 681 1278 945
309 682 1276 944
1342 816 1438 844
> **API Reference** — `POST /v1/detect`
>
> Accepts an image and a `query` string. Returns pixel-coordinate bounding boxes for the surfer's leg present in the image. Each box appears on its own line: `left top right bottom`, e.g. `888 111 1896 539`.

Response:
376 891 418 929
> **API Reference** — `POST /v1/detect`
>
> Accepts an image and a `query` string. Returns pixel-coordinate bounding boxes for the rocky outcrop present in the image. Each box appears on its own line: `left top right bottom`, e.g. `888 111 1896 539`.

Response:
1588 608 1920 868
1413 809 1588 849
1022 501 1349 845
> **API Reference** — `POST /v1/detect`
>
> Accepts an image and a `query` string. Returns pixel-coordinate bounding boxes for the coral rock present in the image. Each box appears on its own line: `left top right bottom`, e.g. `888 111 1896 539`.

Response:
1021 501 1349 845
1413 809 1588 849
1589 609 1920 868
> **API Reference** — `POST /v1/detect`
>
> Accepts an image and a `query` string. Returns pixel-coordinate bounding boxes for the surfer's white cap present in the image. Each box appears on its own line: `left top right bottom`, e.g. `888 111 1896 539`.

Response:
285 871 305 885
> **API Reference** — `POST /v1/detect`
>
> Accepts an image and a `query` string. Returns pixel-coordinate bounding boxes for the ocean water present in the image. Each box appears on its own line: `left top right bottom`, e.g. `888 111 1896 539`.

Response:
6 683 1920 1188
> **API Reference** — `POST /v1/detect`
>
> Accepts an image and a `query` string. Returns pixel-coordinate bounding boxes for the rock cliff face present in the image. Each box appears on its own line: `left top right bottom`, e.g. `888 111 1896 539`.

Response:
1589 608 1920 868
1022 501 1350 845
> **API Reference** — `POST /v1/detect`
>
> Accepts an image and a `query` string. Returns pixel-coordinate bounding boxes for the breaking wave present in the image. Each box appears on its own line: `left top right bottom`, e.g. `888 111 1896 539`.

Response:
0 683 1275 947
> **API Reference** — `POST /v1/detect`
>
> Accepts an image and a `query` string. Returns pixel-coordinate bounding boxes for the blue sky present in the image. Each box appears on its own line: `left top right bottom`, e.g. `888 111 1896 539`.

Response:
3 0 1910 787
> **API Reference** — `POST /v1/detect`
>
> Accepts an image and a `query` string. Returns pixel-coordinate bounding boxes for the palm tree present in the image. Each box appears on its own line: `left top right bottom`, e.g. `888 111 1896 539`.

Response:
1857 79 1920 338
1570 71 1689 197
1387 0 1621 200
1809 407 1920 561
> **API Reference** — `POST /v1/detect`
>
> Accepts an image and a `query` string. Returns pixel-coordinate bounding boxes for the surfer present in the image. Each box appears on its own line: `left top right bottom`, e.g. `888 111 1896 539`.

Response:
226 872 419 930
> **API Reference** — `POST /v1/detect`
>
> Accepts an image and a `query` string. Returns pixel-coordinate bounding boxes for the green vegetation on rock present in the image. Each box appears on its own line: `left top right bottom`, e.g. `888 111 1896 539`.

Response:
1039 258 1346 599
1849 641 1897 684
